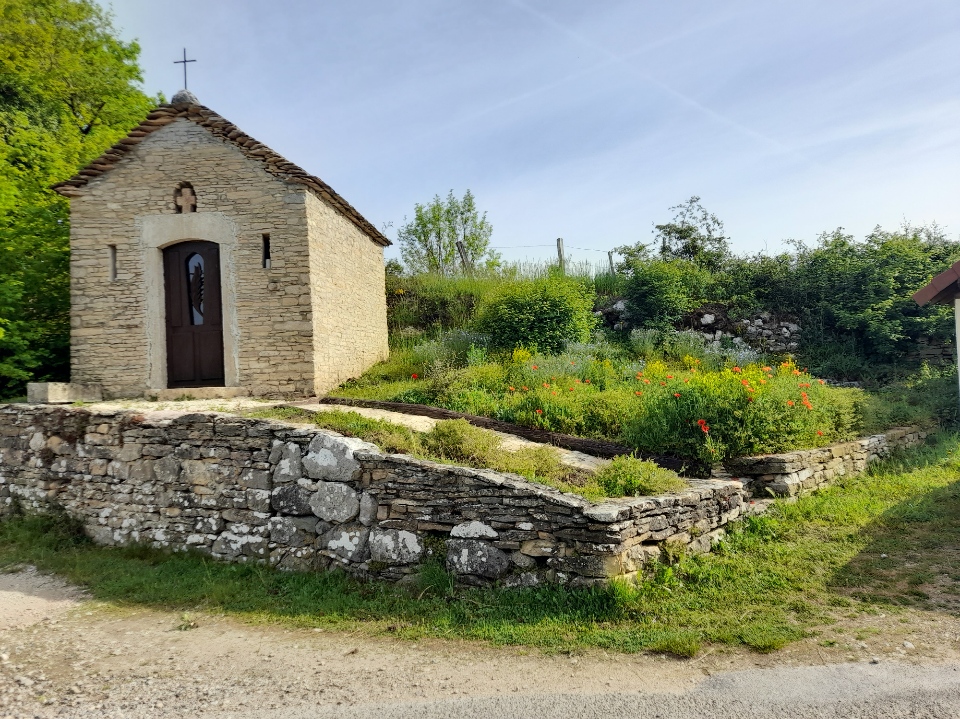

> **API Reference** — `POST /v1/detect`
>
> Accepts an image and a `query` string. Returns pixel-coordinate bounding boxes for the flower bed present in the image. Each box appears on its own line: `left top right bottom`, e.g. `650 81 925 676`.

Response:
334 351 864 464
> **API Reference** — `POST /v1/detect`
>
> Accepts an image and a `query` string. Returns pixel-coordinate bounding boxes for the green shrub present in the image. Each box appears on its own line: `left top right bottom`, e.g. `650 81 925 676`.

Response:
622 259 708 329
592 455 687 497
474 276 596 354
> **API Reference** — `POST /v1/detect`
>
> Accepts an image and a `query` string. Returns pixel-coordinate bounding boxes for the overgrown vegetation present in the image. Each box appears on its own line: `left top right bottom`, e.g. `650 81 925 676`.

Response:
334 326 933 463
4 433 958 656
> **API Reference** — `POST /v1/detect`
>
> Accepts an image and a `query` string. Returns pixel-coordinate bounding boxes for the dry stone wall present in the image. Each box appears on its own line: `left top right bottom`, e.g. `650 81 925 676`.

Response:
723 427 927 497
0 405 748 586
0 406 926 587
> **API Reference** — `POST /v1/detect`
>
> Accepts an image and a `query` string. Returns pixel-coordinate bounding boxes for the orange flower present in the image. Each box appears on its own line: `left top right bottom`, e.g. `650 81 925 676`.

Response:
732 366 742 373
584 379 591 384
635 391 643 396
817 430 824 436
542 383 550 388
762 366 772 372
660 381 666 386
535 409 543 414
787 400 795 406
569 387 574 391
643 379 650 384
674 392 681 398
509 386 515 392
532 365 538 370
747 397 754 403
522 386 528 391
818 379 826 385
666 375 674 379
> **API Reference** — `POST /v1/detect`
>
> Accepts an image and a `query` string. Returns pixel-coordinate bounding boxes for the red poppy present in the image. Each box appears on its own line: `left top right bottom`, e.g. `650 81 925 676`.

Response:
674 393 681 398
535 409 543 414
817 431 824 436
411 374 418 379
532 365 538 370
584 379 591 384
569 387 574 391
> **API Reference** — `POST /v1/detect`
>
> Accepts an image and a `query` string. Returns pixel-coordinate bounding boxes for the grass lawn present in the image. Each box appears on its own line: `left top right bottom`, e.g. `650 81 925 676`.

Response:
2 432 959 657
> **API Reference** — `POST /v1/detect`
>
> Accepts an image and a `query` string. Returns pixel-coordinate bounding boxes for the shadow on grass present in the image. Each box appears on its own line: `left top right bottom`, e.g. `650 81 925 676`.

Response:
831 474 960 612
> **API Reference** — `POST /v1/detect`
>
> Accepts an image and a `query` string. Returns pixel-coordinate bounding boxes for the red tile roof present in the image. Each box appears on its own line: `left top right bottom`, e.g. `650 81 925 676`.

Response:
53 100 390 247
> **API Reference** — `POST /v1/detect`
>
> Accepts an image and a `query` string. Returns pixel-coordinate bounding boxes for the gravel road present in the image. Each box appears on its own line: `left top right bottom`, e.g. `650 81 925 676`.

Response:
282 662 960 719
2 568 960 718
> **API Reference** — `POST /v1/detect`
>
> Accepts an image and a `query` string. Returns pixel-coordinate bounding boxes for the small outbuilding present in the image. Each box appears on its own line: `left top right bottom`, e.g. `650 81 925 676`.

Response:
48 90 389 400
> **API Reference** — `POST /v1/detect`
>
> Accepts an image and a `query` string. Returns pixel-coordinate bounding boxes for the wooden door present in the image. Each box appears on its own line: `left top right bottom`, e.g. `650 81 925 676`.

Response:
163 241 225 388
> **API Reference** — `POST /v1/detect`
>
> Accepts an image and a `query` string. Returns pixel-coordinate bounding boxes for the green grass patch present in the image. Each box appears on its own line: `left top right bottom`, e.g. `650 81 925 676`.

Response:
243 407 594 496
4 433 960 656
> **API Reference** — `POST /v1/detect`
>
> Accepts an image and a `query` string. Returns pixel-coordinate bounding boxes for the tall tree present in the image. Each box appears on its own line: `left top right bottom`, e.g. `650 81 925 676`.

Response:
398 189 498 275
0 0 158 397
654 196 730 271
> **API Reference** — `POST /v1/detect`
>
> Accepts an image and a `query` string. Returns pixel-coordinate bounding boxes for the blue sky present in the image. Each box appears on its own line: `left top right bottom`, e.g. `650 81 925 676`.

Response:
107 0 960 265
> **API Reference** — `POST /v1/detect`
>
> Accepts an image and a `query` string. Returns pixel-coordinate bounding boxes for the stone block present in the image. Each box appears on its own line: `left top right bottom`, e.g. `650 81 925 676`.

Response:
450 521 498 539
271 484 313 515
271 442 302 484
302 432 377 482
26 383 102 404
309 481 360 523
320 523 369 562
446 539 509 579
369 528 423 564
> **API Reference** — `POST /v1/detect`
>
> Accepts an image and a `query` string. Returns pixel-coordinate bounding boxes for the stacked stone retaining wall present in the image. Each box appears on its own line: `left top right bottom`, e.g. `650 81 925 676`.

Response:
723 427 927 497
0 405 926 586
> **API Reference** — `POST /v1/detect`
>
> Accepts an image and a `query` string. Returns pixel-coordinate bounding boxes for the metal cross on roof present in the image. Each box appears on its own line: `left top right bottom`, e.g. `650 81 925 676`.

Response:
174 48 197 89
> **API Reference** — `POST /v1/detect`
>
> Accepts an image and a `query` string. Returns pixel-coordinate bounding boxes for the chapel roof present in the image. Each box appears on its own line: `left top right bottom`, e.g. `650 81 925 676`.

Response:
912 259 960 306
52 97 391 247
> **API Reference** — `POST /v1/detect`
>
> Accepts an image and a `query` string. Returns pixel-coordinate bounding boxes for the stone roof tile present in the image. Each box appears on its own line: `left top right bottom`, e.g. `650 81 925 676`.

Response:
53 100 390 247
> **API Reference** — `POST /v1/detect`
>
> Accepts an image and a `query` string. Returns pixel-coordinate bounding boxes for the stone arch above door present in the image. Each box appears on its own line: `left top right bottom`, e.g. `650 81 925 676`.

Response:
137 212 240 391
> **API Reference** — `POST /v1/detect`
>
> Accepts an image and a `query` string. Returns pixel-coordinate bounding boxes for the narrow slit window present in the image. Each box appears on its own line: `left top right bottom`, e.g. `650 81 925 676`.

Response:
108 245 117 281
262 234 271 269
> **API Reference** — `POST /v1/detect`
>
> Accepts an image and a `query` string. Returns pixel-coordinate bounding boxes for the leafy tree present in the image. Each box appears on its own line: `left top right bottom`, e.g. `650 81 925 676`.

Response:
0 0 157 397
398 189 498 275
653 196 730 271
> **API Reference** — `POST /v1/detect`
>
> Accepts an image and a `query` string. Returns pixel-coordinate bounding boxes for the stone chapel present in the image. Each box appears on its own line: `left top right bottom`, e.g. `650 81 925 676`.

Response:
49 90 389 400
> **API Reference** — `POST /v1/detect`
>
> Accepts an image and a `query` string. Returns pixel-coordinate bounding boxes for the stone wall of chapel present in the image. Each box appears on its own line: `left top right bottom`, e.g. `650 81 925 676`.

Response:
69 118 315 398
305 192 388 395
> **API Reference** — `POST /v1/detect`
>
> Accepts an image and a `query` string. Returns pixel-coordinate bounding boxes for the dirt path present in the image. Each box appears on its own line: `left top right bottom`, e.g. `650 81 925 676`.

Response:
2 568 960 718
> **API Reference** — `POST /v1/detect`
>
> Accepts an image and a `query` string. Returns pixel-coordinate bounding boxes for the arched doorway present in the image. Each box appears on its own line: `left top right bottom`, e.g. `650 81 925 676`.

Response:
163 240 224 387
